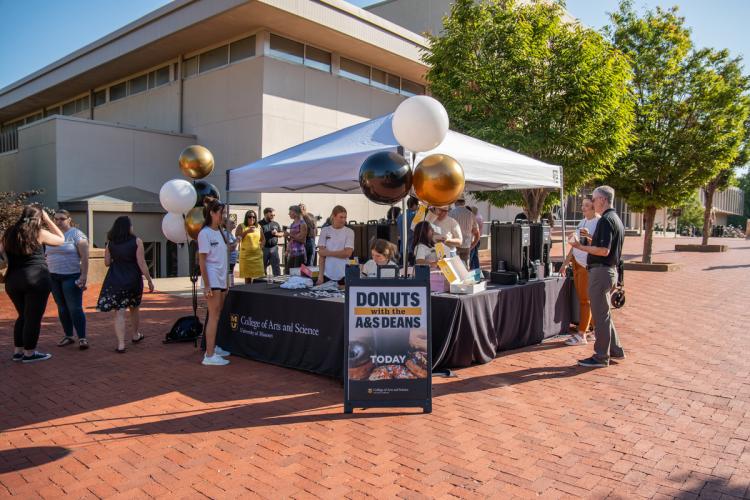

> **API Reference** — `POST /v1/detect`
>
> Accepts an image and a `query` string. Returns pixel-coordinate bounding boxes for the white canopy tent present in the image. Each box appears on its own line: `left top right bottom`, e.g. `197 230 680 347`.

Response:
226 113 567 266
227 114 562 193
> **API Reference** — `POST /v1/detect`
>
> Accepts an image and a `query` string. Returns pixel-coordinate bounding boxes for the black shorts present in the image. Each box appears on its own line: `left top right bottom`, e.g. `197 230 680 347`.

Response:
322 276 346 286
210 287 228 292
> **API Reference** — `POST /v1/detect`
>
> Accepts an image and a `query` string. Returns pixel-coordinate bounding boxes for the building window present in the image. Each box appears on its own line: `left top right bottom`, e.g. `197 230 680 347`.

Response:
62 100 77 115
199 45 229 73
75 96 90 113
148 66 170 89
340 57 370 85
94 89 107 106
305 45 331 73
371 68 400 93
129 74 147 95
25 113 42 124
183 56 198 78
110 82 127 101
401 79 425 96
269 34 304 65
230 36 256 63
45 106 61 117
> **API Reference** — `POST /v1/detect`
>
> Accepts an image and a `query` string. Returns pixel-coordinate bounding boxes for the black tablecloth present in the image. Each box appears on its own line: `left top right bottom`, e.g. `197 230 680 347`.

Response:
217 278 571 378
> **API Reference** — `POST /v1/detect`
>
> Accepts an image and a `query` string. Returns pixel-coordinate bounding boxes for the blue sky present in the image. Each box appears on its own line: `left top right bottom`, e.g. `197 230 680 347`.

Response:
1 0 749 90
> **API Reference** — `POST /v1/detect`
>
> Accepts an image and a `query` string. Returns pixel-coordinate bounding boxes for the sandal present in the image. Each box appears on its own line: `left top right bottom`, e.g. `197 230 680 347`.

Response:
79 339 89 350
57 336 75 347
115 347 126 353
132 333 145 343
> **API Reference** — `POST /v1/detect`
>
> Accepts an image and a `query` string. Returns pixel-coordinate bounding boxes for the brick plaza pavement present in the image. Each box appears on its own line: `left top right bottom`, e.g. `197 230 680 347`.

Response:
1 236 749 499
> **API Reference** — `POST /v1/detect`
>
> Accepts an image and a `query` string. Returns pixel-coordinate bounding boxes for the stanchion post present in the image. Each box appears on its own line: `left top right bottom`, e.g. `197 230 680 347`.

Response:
398 146 410 277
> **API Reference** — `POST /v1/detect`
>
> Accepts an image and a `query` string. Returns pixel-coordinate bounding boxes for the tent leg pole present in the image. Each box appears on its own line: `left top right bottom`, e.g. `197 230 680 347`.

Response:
402 196 408 277
559 180 567 265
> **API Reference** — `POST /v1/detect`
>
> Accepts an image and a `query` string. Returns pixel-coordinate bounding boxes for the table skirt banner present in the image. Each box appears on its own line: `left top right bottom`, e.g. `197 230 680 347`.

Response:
216 285 346 378
217 278 571 378
432 278 571 368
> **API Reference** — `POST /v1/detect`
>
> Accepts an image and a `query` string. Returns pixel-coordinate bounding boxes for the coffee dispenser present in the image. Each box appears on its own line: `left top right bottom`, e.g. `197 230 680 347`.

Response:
490 222 531 281
529 223 552 277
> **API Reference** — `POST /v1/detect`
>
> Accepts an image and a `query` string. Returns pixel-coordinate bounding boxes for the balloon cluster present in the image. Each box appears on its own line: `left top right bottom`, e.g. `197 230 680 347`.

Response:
358 95 465 207
159 145 218 243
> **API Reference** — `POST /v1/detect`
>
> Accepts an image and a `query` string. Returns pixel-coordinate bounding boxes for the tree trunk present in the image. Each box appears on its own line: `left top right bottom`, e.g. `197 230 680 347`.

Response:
642 205 657 264
522 189 547 222
701 184 716 246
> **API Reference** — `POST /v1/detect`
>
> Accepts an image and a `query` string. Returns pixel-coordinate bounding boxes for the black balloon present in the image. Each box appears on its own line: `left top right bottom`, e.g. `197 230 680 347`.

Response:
194 180 220 206
358 152 412 205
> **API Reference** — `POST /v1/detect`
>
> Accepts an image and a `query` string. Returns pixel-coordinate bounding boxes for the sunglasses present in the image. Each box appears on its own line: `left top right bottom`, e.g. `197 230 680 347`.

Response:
54 216 69 221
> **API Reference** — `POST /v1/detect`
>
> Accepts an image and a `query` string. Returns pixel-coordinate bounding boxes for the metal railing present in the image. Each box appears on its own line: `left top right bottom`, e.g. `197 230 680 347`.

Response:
0 129 18 153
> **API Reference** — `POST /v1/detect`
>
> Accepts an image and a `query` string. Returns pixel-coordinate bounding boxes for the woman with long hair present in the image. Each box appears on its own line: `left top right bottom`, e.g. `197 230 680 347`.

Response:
96 216 154 352
198 198 231 366
235 209 265 283
413 221 438 267
285 205 308 272
316 205 354 285
46 210 90 349
1 205 65 362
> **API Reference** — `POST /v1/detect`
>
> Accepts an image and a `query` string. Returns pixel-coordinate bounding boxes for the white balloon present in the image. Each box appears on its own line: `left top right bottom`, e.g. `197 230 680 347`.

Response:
162 212 188 244
159 179 197 214
392 95 449 153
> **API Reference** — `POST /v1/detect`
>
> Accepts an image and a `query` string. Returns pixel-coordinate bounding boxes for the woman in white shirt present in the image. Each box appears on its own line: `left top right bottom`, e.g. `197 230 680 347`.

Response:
198 198 232 366
362 239 398 277
413 221 438 268
562 196 600 346
316 205 355 285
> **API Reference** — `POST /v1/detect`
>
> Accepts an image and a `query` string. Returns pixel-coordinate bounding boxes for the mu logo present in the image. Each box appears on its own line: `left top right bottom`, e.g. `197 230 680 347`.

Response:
230 314 239 331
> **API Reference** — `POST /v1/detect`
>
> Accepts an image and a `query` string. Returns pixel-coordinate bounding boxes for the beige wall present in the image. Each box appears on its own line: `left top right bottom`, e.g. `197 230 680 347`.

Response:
94 82 181 132
259 56 405 225
54 118 196 201
0 120 58 206
368 0 454 36
183 56 265 203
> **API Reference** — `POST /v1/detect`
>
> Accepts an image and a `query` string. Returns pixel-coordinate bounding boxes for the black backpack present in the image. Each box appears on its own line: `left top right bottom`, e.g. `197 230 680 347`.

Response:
164 263 204 344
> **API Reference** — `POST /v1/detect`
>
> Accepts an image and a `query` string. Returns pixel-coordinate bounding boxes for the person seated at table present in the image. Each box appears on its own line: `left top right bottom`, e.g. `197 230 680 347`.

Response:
316 205 354 285
362 239 398 277
413 221 438 268
284 205 307 273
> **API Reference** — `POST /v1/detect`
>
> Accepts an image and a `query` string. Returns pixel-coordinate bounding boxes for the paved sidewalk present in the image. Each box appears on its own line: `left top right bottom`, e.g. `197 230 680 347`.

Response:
1 237 749 498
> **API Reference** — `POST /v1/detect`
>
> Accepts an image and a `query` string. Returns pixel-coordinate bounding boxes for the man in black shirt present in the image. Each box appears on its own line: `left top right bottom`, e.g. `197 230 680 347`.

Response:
261 207 283 276
569 185 625 367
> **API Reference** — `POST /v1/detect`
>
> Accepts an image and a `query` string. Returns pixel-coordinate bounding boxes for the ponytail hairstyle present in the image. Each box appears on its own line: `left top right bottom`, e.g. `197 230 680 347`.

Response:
202 197 225 228
2 205 44 255
370 238 397 261
202 197 228 242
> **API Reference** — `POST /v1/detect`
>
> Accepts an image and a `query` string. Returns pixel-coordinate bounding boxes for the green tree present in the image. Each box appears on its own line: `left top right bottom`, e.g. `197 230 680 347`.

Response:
701 105 750 244
423 0 633 221
604 1 750 262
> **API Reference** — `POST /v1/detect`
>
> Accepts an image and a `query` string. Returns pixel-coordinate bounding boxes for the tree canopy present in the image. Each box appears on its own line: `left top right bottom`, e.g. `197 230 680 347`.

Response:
603 1 750 261
423 0 634 221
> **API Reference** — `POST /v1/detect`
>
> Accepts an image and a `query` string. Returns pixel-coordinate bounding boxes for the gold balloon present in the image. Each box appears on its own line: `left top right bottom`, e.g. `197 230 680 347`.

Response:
184 207 205 240
179 145 214 179
412 154 465 206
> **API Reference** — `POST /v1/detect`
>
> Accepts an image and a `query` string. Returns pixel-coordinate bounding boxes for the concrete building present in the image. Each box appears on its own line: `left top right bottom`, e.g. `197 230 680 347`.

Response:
0 0 430 276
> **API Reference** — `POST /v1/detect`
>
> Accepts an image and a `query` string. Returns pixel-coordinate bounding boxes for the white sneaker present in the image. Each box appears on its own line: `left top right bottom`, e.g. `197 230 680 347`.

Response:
202 354 230 366
214 346 231 357
565 334 587 346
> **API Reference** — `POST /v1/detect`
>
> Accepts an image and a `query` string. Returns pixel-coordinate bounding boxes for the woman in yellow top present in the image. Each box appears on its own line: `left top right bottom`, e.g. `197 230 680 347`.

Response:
235 210 265 283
